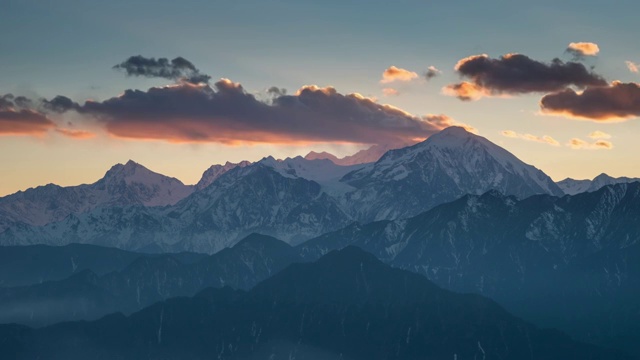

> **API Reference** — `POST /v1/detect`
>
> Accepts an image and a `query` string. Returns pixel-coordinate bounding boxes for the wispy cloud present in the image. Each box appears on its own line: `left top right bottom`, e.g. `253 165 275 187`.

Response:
588 130 611 139
626 61 639 73
568 138 613 150
113 55 211 84
501 130 559 146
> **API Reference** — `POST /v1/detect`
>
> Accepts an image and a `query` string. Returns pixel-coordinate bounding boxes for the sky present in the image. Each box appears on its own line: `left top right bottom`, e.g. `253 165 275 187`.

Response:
1 0 640 196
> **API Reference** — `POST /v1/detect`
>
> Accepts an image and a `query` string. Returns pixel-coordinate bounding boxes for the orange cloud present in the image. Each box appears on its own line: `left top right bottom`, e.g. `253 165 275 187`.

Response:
567 42 600 57
0 109 56 136
626 61 639 73
55 128 96 139
588 130 611 139
568 138 613 150
380 66 418 84
501 130 559 146
382 88 399 97
442 81 490 101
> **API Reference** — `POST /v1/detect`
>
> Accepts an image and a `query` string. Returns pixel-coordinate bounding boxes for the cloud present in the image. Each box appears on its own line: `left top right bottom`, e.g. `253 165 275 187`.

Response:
70 80 454 145
382 88 399 96
55 128 96 139
442 81 491 101
540 81 640 120
380 66 418 83
424 66 441 80
113 55 211 84
626 61 639 73
444 53 607 100
501 130 560 146
568 138 613 150
42 96 80 113
566 42 600 59
424 114 477 134
0 109 56 136
588 130 611 139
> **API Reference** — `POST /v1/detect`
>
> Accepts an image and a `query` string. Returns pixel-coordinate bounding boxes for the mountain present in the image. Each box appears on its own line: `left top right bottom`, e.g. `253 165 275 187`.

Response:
340 126 564 221
305 141 414 166
0 247 628 360
0 234 301 327
0 160 194 231
557 173 640 195
300 183 640 356
0 127 565 253
0 159 355 253
0 243 203 288
195 160 251 190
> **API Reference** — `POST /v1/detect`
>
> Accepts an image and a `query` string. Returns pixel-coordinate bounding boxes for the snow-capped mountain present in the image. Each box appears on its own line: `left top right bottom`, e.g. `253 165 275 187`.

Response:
304 141 413 165
0 162 353 253
0 160 193 231
557 173 640 195
195 160 251 190
0 127 571 253
340 126 564 221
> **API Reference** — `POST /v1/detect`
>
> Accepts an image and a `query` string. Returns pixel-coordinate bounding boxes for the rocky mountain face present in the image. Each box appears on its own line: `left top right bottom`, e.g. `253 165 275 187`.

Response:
341 126 564 221
300 183 640 356
0 234 300 327
557 173 640 195
195 160 251 190
1 247 627 360
0 160 194 231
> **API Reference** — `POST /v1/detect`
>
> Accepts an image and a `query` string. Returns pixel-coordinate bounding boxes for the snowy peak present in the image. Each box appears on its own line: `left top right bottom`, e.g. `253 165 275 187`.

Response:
339 126 564 221
195 160 251 190
256 155 366 196
557 173 640 195
304 142 414 166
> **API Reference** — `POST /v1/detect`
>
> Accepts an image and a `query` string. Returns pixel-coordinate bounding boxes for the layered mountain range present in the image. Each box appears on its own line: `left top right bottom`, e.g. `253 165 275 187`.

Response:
0 127 579 253
1 247 628 360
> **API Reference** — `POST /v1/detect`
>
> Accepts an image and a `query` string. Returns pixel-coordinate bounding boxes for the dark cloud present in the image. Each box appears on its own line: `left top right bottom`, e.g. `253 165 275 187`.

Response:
424 66 441 81
42 96 80 113
267 86 287 97
0 108 55 136
540 82 640 121
113 55 211 84
0 94 14 109
444 54 607 100
73 80 455 145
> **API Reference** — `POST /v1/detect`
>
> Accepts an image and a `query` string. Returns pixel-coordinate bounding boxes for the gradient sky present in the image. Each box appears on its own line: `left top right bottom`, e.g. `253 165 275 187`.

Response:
2 0 640 196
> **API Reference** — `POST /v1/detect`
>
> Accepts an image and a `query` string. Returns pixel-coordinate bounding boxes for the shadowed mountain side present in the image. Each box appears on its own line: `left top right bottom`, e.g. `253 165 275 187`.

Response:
299 183 640 356
0 247 629 360
0 243 205 288
0 234 301 327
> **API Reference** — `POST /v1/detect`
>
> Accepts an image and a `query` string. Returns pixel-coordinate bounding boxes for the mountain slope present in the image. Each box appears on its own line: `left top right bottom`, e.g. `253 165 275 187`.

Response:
0 244 204 287
558 173 640 195
0 234 301 326
195 160 251 190
1 247 628 360
300 183 640 356
341 126 564 221
0 160 193 231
